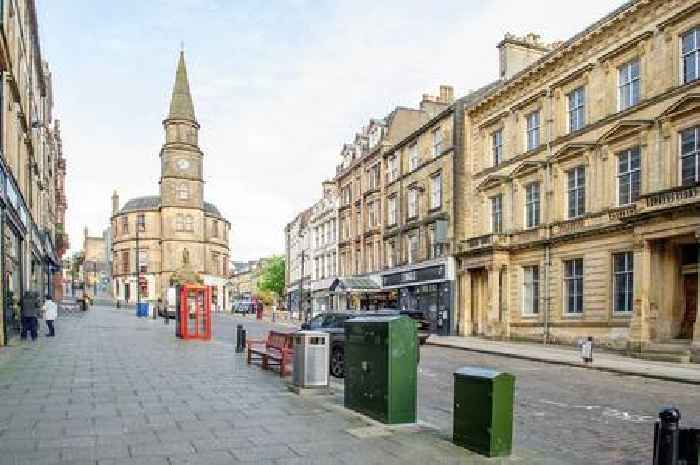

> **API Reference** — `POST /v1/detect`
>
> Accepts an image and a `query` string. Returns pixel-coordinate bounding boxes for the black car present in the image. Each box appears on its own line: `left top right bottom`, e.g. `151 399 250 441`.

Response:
300 309 429 378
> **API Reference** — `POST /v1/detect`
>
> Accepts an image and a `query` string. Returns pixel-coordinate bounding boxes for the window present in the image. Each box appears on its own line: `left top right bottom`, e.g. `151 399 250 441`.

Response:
386 241 395 268
618 59 640 110
185 215 194 231
525 182 540 228
177 184 189 200
567 166 586 218
136 214 145 232
355 210 361 235
491 194 503 234
407 232 419 264
426 226 435 260
617 147 641 205
492 129 503 166
138 250 148 273
176 214 184 231
388 195 397 226
409 144 419 171
430 173 442 209
568 87 586 133
681 126 700 185
121 250 129 273
564 258 584 314
355 249 361 274
523 265 539 315
388 155 398 182
368 201 377 228
368 164 380 190
407 189 418 219
682 27 700 84
613 252 634 313
212 220 219 238
367 243 374 272
121 217 129 234
526 111 540 151
432 127 443 158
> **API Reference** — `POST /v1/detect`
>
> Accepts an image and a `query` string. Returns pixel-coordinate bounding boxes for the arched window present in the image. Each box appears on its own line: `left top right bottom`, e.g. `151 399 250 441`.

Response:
175 214 184 231
185 215 194 231
177 184 189 200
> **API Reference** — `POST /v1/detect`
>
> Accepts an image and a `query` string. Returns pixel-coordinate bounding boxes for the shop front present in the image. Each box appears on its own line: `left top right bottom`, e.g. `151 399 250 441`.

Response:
311 277 336 315
381 258 455 336
329 276 385 311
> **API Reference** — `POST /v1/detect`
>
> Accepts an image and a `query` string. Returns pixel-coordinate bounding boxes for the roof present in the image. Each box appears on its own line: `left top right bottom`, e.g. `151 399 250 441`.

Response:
168 51 196 122
120 195 160 213
118 195 224 219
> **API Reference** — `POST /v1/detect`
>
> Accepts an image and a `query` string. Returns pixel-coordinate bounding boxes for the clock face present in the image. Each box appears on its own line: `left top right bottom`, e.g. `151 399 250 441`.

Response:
176 159 191 171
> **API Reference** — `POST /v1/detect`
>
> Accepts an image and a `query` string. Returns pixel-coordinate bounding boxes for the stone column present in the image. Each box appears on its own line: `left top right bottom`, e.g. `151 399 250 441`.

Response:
487 264 500 337
458 271 472 336
628 238 652 353
692 232 700 362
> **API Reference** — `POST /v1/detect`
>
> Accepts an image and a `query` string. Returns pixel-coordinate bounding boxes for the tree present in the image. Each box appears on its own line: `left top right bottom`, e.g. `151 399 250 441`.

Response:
257 255 285 305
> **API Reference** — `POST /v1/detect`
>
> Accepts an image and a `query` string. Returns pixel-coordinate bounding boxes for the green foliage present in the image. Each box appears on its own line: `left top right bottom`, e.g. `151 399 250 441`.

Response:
257 255 285 300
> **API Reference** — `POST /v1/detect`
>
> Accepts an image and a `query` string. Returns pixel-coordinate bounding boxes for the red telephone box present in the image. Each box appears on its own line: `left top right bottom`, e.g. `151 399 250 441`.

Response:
177 284 211 340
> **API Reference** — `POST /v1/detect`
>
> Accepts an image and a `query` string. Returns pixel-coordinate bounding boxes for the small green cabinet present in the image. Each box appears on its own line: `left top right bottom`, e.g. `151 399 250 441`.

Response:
344 316 417 424
453 367 514 457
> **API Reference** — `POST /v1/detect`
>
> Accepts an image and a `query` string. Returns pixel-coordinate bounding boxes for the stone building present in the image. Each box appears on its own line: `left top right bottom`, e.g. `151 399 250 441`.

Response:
284 208 312 316
111 52 231 311
308 182 339 313
81 227 109 297
456 0 700 361
0 1 64 346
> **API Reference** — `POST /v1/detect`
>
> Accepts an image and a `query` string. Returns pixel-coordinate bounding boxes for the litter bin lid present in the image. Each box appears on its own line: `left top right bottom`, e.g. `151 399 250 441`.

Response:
295 330 328 337
454 366 511 379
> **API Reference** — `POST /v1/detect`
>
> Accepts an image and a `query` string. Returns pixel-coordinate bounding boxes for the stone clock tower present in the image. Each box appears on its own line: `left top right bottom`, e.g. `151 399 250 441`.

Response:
111 50 230 311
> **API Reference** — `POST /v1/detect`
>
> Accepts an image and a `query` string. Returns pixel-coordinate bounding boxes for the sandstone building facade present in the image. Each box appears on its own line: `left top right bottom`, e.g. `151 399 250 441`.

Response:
111 52 231 311
284 0 700 361
0 1 65 346
456 0 700 361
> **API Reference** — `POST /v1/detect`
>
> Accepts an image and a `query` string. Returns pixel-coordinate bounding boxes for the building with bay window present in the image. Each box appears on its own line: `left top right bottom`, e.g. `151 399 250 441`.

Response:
455 0 700 361
110 52 230 311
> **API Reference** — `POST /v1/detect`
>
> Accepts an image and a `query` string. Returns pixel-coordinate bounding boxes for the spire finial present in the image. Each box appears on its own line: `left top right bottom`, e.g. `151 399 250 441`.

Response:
180 40 184 52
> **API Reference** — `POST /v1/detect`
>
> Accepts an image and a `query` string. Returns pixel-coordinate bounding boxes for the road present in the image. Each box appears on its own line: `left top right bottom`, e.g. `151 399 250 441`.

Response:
212 312 700 465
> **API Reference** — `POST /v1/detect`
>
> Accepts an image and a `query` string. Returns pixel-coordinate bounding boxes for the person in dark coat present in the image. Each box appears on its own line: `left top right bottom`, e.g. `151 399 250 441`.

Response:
20 290 39 341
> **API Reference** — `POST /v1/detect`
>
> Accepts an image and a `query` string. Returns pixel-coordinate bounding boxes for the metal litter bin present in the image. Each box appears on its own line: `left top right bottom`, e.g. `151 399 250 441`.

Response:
292 331 329 388
453 367 514 457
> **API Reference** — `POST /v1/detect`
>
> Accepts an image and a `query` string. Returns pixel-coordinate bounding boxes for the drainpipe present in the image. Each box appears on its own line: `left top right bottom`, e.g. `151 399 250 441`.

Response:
543 87 554 345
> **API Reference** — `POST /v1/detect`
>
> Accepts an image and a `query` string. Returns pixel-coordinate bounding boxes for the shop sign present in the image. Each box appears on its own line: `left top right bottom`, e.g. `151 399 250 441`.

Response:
383 265 445 286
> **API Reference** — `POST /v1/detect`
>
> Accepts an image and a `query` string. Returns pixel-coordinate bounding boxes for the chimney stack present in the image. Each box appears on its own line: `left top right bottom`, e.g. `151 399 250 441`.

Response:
112 190 119 215
498 32 551 80
439 85 454 104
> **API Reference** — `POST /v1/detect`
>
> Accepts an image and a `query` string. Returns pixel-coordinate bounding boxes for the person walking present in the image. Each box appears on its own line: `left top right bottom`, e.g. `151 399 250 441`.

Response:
20 290 39 341
43 295 57 337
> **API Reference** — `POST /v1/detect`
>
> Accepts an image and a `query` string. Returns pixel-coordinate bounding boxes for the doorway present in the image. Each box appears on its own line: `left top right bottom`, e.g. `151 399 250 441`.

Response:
470 269 488 336
124 283 131 303
681 274 697 339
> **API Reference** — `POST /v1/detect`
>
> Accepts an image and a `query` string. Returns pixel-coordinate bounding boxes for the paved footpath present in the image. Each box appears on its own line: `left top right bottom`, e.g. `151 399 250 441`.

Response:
0 306 560 465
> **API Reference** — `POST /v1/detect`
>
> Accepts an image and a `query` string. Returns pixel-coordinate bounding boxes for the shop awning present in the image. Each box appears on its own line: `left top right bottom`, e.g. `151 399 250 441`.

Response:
329 277 381 293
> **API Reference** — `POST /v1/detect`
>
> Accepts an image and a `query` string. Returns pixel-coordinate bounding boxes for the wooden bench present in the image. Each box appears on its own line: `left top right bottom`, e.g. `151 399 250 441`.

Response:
246 330 295 377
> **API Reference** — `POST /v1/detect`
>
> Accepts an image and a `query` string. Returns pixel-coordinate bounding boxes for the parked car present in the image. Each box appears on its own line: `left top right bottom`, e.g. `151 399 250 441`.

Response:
300 309 430 378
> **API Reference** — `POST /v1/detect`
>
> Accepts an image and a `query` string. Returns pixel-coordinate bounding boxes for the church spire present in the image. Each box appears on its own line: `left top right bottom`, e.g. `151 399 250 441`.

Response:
167 51 196 122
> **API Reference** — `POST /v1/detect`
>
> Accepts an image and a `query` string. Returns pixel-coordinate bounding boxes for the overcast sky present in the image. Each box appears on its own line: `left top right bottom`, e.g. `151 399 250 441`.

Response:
39 0 625 261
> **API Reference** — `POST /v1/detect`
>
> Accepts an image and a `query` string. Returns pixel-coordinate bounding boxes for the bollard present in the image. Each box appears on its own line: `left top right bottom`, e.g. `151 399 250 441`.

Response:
235 324 246 353
654 407 681 465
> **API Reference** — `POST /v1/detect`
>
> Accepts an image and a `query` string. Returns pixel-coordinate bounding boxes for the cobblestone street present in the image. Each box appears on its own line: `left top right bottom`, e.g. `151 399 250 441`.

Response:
1 306 560 465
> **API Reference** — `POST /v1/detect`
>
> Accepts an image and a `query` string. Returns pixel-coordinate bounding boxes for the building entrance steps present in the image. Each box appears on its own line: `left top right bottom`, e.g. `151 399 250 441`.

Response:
427 336 700 385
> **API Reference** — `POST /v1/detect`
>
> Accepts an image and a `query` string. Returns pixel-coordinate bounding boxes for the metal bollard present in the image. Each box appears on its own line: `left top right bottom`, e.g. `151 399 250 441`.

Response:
235 324 246 353
654 407 681 465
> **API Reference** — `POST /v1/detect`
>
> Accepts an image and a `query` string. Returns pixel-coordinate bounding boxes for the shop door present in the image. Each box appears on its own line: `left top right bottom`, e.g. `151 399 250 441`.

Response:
681 274 698 339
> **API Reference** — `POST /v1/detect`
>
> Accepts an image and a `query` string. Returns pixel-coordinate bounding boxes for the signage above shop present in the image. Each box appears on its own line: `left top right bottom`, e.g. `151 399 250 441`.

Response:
383 265 445 287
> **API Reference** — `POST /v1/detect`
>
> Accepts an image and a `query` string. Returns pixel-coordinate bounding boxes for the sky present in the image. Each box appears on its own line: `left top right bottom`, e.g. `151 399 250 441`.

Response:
38 0 626 261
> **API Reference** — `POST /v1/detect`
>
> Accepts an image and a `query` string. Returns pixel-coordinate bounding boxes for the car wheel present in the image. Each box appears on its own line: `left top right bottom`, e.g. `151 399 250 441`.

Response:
330 347 345 378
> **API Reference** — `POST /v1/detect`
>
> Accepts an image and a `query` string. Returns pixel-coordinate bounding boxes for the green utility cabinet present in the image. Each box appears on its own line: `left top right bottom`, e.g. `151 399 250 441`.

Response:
453 367 514 457
344 316 417 424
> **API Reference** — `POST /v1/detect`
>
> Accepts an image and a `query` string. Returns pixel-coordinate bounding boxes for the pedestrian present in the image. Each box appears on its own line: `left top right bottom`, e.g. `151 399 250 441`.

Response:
20 290 39 341
43 294 57 337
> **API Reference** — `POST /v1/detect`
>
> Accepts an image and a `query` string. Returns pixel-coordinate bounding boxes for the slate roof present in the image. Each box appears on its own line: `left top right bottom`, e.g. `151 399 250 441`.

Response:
119 195 224 219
